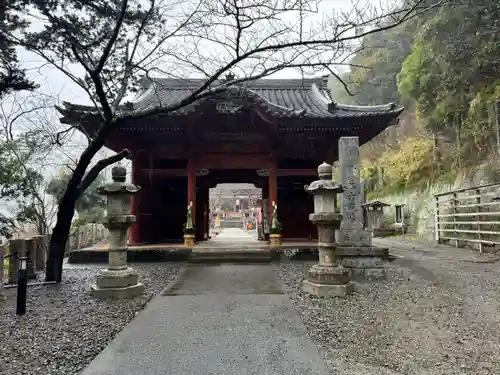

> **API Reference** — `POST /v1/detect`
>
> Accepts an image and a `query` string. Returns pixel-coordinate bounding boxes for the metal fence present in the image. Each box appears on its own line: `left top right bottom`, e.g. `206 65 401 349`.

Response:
1 223 107 285
435 182 500 252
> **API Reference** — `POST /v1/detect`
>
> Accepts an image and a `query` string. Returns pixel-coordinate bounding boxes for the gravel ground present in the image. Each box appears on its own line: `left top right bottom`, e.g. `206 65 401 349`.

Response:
277 254 500 375
0 263 183 375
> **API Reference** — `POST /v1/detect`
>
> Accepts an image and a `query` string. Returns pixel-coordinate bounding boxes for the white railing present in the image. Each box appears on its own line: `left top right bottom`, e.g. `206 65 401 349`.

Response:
435 182 500 252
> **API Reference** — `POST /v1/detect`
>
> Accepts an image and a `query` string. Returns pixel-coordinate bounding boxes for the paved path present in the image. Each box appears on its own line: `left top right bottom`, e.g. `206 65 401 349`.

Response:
211 227 257 243
81 264 330 375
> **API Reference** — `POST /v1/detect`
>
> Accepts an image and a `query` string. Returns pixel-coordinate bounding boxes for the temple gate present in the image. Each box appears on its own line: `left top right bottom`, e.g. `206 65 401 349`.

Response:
58 76 403 244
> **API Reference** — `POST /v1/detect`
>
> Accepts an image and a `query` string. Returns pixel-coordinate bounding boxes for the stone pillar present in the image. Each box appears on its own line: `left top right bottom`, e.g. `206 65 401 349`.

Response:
91 164 145 299
8 239 23 284
337 137 388 280
301 162 353 297
26 238 37 280
34 236 45 271
338 137 371 246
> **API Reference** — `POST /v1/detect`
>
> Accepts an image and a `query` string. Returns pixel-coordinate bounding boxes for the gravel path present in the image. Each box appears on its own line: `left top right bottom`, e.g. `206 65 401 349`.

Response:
0 263 183 375
277 252 500 375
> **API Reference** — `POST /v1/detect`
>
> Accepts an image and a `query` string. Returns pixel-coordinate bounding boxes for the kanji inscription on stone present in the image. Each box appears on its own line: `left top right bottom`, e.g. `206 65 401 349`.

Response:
338 136 371 246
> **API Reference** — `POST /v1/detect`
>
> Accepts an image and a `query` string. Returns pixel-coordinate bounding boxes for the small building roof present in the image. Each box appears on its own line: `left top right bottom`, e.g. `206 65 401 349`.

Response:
362 200 390 207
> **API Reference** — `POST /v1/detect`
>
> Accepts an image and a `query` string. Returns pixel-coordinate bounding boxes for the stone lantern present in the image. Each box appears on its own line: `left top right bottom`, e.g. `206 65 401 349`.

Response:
301 162 353 297
91 164 144 299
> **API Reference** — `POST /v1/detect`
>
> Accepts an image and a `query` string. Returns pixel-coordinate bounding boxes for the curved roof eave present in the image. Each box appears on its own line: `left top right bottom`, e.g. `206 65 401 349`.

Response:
56 81 405 127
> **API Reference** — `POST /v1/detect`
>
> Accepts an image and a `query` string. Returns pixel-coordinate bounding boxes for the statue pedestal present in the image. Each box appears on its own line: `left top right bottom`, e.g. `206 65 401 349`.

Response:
91 267 144 299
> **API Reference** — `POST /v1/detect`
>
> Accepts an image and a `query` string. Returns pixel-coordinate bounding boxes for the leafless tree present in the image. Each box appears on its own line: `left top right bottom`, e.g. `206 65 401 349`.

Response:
0 91 65 236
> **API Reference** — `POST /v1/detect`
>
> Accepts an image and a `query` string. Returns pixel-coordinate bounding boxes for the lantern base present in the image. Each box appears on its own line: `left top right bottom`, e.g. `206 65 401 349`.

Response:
300 264 353 297
91 267 144 299
91 283 144 299
300 278 353 297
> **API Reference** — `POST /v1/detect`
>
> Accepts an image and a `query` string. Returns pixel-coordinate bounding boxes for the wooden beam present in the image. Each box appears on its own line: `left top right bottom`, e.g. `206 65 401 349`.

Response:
137 168 317 177
199 153 272 169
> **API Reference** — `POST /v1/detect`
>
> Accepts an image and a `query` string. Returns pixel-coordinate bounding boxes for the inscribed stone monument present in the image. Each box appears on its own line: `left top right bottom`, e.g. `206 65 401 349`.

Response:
336 136 388 280
337 136 372 246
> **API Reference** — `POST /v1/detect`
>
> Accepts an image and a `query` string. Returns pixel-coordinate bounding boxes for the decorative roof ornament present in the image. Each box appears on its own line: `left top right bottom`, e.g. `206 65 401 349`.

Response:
224 72 235 82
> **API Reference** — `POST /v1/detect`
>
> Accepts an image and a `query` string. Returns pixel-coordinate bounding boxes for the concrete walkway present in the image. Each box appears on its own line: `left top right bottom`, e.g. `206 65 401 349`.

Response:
81 264 330 375
211 227 257 243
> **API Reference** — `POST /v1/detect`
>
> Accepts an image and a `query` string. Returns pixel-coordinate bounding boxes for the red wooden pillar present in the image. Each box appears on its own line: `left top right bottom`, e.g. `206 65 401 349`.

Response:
187 155 196 222
268 161 278 227
204 187 210 239
261 181 269 241
195 184 208 241
129 155 139 244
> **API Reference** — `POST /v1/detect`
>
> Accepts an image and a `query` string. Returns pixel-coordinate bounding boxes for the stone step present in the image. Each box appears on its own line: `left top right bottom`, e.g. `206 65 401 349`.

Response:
188 249 275 264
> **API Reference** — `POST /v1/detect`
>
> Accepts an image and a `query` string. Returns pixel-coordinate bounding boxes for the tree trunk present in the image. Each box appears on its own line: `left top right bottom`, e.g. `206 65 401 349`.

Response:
45 195 77 282
44 122 114 282
44 145 101 281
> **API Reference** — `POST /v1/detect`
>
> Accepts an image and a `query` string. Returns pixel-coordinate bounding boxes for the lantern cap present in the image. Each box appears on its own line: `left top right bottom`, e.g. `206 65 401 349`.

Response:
304 161 343 195
98 163 141 195
318 162 332 180
111 164 127 182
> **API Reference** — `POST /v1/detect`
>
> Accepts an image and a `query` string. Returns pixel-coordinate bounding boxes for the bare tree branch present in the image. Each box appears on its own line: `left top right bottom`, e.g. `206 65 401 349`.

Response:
78 149 130 194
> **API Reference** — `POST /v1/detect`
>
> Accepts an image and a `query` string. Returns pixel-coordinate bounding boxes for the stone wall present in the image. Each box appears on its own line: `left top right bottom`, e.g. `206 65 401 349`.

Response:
1 223 108 284
373 165 495 241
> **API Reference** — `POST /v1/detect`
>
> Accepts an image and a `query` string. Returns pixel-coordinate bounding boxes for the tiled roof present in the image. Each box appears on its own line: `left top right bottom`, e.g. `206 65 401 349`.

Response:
56 77 404 128
130 77 404 119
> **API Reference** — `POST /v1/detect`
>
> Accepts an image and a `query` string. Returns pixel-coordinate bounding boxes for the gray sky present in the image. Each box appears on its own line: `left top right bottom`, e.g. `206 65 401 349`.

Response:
20 0 371 106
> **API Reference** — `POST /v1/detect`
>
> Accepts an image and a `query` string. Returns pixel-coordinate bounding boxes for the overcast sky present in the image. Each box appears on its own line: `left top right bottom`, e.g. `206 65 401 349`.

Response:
20 0 374 105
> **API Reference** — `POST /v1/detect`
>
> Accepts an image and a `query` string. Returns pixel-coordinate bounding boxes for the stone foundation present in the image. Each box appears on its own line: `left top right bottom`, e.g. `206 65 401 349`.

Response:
339 258 386 280
337 246 389 259
337 246 389 281
300 278 354 297
91 283 145 299
91 267 144 299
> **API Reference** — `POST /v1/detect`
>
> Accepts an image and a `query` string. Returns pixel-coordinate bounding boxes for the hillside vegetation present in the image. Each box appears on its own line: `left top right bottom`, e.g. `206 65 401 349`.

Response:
332 0 500 196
